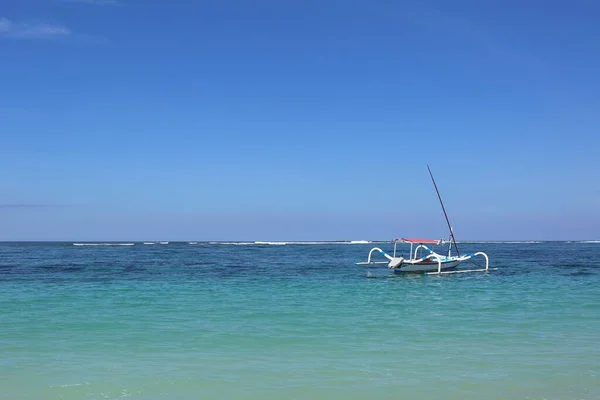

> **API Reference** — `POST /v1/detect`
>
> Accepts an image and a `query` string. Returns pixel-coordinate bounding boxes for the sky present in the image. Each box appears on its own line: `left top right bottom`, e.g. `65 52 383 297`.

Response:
1 0 599 241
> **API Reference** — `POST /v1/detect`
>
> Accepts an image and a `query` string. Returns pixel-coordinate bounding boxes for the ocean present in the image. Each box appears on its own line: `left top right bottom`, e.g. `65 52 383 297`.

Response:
1 241 598 399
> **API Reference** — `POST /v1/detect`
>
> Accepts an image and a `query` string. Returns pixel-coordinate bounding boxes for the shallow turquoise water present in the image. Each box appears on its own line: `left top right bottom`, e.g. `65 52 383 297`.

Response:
1 242 599 399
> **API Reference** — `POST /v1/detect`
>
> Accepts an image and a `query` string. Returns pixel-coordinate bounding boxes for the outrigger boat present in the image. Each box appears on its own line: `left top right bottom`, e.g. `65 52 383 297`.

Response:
356 166 492 275
356 237 489 274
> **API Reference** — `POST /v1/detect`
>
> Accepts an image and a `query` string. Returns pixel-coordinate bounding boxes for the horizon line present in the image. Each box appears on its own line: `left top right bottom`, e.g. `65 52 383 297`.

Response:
0 239 598 243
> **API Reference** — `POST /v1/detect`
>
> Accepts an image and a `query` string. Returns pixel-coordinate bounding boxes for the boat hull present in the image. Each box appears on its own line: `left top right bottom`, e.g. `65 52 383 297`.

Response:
394 260 462 273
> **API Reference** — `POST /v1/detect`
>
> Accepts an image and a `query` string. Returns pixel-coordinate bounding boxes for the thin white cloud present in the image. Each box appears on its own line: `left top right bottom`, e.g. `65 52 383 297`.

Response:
0 17 71 39
61 0 119 5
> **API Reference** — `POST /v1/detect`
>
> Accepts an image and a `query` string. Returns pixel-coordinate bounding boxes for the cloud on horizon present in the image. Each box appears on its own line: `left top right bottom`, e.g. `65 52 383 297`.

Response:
0 17 71 40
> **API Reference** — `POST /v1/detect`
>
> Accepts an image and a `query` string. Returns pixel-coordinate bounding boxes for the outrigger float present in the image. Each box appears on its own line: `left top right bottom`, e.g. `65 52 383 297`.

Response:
356 166 494 275
356 237 491 274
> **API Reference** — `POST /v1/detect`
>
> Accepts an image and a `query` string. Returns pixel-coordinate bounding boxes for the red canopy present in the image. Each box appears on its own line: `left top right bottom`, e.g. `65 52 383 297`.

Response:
400 238 442 244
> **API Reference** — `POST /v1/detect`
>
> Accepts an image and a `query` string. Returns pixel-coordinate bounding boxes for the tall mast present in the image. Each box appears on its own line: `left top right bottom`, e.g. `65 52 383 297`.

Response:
427 165 460 257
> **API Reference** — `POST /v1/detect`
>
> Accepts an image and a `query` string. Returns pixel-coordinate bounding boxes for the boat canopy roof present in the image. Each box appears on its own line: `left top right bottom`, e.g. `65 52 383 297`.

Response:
397 238 442 244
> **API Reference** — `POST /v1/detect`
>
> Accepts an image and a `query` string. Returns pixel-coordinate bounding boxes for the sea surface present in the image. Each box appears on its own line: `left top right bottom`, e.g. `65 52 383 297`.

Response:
1 241 599 399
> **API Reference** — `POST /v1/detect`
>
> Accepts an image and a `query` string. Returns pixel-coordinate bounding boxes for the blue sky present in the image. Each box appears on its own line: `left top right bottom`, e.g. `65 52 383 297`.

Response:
1 0 599 241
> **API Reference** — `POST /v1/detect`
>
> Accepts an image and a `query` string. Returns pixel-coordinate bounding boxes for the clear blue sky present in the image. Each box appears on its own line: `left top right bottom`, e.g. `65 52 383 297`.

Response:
1 0 599 241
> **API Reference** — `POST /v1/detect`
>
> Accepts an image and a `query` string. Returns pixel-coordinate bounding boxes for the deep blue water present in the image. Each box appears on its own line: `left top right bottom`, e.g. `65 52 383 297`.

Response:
1 241 599 399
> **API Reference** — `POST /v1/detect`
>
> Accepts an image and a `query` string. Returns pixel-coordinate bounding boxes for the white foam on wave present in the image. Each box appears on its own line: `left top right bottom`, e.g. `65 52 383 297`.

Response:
290 241 346 245
143 242 157 245
212 242 255 245
209 240 384 246
579 240 600 244
49 383 89 388
456 241 543 244
159 242 169 245
254 241 371 245
188 242 198 245
73 243 135 246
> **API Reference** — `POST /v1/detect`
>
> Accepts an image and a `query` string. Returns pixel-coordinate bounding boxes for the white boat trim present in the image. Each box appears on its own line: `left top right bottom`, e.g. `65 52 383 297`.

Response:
355 166 494 275
356 244 491 273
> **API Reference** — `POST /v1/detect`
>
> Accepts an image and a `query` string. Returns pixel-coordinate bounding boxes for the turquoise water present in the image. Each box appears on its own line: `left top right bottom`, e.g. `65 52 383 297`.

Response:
1 241 599 399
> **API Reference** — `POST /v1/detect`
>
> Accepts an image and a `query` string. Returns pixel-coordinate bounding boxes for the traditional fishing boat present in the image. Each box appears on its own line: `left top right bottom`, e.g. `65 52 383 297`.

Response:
356 237 489 274
356 166 492 275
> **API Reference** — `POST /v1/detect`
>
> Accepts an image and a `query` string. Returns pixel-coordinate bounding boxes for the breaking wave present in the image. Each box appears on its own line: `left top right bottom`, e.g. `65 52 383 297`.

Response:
209 241 383 246
73 243 135 246
456 241 544 244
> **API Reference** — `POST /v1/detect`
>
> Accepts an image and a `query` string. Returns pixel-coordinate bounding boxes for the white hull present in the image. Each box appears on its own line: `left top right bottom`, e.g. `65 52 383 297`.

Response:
355 168 492 275
394 260 462 273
